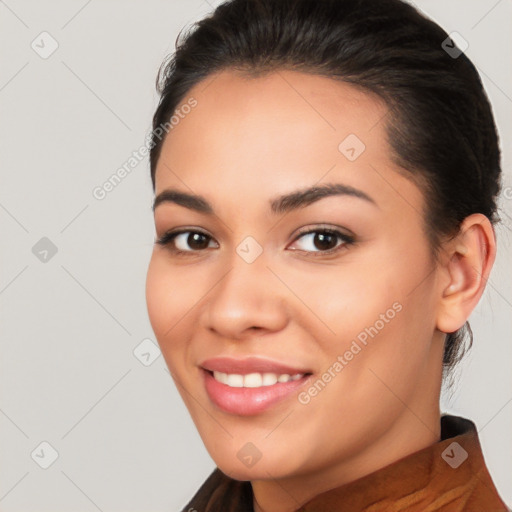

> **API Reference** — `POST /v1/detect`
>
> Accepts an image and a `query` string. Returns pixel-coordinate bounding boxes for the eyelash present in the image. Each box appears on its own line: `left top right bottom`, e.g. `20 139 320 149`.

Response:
155 226 355 257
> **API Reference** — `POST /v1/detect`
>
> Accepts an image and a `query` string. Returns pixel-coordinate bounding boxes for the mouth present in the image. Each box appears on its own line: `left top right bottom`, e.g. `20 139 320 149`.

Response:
199 356 313 415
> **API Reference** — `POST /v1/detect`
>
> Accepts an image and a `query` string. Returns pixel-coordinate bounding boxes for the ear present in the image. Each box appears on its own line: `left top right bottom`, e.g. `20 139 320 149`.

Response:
436 213 496 334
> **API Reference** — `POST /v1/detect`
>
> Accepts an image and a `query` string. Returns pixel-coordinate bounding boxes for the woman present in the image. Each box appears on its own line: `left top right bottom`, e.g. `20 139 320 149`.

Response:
145 0 509 510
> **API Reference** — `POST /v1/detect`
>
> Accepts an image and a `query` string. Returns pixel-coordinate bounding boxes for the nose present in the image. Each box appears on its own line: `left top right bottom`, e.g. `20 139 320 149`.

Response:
200 251 289 340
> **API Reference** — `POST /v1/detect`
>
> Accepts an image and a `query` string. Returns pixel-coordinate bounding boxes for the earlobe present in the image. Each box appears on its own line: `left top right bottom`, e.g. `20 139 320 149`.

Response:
436 214 496 334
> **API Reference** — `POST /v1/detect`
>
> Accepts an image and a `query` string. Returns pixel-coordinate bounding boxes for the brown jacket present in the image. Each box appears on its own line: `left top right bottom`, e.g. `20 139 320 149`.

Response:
181 415 510 512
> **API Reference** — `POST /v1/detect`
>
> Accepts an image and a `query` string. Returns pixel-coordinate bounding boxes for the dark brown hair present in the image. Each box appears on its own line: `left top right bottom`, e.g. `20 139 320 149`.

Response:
149 0 502 376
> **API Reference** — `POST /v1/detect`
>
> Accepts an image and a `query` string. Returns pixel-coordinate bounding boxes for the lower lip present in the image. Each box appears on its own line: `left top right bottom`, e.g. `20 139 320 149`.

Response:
202 369 311 416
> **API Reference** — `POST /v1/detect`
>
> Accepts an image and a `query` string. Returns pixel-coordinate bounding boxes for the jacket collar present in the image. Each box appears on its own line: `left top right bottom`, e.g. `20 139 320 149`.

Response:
299 415 508 511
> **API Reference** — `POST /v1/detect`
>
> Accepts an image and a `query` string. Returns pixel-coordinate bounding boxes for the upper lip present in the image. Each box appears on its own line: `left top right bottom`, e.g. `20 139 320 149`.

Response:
200 356 312 375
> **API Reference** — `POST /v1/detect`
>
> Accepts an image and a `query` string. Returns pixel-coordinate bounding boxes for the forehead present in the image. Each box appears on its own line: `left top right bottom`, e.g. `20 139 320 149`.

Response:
154 69 422 217
159 68 389 157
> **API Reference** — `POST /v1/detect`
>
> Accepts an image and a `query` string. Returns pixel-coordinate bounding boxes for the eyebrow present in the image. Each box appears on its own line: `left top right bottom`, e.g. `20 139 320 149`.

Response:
152 182 377 215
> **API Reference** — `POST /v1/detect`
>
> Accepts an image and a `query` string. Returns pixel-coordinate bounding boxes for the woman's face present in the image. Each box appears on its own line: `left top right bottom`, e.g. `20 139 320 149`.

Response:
146 69 446 481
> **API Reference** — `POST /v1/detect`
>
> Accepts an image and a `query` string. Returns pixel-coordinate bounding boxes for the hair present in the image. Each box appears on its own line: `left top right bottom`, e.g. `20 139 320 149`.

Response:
149 0 502 378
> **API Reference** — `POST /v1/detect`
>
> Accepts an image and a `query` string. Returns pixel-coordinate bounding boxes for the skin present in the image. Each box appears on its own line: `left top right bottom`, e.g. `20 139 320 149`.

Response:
145 69 496 512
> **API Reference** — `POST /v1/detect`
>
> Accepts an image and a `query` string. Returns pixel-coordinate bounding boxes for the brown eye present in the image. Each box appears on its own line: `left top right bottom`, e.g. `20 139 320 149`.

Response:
312 232 338 251
178 232 211 251
156 230 217 253
289 228 354 255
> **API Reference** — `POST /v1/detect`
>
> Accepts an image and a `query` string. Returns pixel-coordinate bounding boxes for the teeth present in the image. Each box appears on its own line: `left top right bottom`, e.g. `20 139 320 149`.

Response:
213 371 305 388
244 373 262 388
262 373 278 386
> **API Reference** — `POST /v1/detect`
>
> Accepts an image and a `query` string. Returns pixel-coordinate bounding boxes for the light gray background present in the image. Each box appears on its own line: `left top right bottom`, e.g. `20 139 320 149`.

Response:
0 0 510 510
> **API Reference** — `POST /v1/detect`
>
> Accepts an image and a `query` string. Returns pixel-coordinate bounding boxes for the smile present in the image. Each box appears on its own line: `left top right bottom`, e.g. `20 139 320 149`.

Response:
202 368 312 416
212 371 305 388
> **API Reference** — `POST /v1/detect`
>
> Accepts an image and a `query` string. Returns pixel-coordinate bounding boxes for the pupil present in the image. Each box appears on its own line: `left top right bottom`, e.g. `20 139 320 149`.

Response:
315 232 336 251
190 232 209 249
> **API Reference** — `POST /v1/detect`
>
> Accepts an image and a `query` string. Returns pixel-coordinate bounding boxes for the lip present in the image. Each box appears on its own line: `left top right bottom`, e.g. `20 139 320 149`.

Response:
200 356 312 375
199 356 313 416
201 369 312 415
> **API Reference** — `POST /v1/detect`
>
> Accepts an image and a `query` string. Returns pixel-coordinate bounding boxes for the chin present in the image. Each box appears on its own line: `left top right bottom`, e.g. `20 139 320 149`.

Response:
216 461 283 482
211 446 305 482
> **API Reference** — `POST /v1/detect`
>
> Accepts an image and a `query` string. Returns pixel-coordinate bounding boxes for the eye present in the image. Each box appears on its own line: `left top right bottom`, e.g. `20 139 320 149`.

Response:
289 227 354 255
155 226 355 257
155 229 217 254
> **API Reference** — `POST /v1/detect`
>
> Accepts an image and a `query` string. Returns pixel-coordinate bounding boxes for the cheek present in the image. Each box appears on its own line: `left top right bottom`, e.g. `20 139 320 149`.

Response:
290 264 435 458
145 255 200 358
322 257 435 393
145 257 172 340
285 258 403 345
297 242 436 382
318 236 435 342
